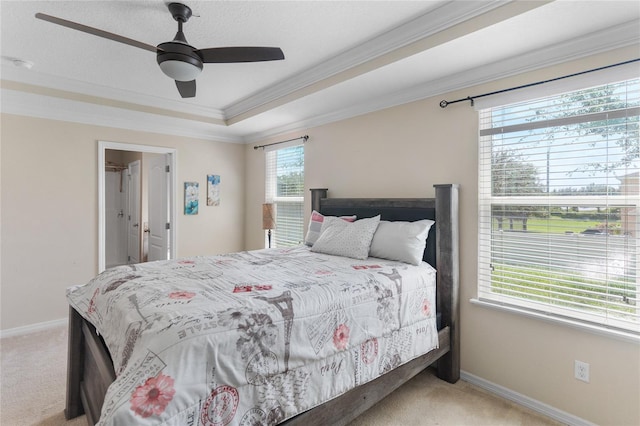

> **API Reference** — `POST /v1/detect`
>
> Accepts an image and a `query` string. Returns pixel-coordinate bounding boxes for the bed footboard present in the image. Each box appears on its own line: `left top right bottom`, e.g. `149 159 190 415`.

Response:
284 327 451 426
65 306 115 425
65 306 84 420
66 314 454 426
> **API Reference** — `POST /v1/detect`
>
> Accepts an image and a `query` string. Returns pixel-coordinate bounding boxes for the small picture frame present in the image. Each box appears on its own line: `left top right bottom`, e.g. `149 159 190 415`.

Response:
184 182 199 215
207 174 220 206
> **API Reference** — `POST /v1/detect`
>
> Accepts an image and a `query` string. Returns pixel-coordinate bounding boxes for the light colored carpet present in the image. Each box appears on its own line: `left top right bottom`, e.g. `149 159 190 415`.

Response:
1 325 87 426
348 368 563 426
1 324 562 426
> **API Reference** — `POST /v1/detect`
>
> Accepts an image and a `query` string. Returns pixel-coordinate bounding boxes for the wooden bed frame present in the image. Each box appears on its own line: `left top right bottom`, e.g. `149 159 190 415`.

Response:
65 183 459 426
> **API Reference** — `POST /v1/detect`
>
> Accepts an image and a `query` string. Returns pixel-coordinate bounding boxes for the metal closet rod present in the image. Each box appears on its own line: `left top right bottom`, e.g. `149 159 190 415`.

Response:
439 58 640 108
254 135 309 150
105 162 127 171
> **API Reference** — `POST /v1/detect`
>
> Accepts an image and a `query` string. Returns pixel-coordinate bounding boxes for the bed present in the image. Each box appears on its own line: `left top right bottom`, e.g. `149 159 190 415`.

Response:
64 184 459 425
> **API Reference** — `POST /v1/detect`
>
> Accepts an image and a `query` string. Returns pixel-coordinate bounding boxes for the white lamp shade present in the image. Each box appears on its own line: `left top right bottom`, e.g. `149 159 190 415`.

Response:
159 60 202 81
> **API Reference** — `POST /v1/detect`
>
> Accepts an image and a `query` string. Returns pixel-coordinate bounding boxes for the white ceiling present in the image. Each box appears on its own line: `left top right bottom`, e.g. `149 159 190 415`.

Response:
1 1 639 143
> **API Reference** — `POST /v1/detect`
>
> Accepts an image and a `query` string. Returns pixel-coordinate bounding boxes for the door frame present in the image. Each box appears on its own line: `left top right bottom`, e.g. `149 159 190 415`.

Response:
126 160 142 264
98 141 177 273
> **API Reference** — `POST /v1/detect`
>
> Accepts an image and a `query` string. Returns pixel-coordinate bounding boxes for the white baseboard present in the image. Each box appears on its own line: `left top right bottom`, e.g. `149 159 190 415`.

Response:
0 317 67 339
460 370 596 426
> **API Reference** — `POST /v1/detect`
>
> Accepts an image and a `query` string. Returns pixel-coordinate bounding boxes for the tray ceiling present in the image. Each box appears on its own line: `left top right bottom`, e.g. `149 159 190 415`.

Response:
1 1 639 142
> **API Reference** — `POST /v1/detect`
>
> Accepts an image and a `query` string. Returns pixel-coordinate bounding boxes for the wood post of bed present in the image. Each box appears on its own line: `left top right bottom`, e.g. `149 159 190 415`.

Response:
65 306 85 419
433 183 460 383
310 188 327 212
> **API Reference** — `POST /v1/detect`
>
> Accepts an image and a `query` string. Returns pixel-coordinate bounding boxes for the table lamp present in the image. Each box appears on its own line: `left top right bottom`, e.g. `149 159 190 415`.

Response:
262 203 276 248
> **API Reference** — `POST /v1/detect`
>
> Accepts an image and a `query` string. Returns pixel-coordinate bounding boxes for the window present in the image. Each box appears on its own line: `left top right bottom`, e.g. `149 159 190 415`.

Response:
265 144 304 247
478 77 640 336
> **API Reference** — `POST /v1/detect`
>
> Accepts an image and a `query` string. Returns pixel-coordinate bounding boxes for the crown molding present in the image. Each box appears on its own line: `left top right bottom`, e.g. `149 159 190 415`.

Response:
243 21 640 142
0 65 226 122
224 0 510 120
1 88 245 143
378 19 640 113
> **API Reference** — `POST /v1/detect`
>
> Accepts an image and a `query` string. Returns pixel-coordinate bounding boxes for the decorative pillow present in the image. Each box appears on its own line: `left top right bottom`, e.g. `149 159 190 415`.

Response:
369 219 435 265
311 215 381 260
304 210 356 246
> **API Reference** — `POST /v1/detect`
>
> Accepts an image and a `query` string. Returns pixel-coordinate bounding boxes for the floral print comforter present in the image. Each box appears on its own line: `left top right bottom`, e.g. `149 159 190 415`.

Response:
67 246 438 425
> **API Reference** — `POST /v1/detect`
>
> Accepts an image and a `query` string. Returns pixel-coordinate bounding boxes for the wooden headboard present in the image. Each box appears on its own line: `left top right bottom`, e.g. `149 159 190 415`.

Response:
310 194 436 267
310 184 457 268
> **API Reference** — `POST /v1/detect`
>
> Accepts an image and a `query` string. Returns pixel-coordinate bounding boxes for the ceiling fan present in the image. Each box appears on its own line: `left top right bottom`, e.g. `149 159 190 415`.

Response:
35 2 285 98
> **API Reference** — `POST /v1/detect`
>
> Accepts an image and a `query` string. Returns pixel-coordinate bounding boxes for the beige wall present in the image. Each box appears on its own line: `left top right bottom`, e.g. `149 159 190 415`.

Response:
245 46 640 425
0 115 246 329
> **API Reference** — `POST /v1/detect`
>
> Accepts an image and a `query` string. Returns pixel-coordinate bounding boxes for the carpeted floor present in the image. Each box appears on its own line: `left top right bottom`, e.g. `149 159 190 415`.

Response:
1 325 87 426
1 324 562 426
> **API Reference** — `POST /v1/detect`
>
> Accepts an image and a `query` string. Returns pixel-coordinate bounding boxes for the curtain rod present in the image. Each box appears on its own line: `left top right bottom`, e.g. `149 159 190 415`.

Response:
439 58 640 109
254 135 309 150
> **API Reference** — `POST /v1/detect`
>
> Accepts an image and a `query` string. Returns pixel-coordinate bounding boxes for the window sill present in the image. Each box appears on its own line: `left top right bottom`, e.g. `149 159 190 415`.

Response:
470 298 640 344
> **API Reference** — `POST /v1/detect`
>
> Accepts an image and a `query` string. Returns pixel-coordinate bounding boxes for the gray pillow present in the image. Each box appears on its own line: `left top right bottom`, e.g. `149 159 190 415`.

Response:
304 210 356 246
311 215 381 260
369 219 434 265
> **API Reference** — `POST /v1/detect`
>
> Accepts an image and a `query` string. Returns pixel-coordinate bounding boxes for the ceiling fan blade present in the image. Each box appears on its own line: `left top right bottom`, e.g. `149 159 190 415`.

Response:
35 13 159 53
175 80 196 98
197 47 284 63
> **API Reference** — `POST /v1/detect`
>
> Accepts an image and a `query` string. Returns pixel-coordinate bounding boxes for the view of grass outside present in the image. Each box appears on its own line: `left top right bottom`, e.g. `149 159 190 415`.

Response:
494 217 602 234
525 217 602 234
492 264 636 317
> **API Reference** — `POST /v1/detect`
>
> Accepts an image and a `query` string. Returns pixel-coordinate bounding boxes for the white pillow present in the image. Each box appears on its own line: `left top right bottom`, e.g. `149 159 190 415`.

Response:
304 210 356 246
369 219 434 265
311 215 381 260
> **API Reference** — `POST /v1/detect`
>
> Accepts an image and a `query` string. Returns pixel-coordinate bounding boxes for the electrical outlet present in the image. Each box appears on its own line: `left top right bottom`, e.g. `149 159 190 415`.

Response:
574 360 590 383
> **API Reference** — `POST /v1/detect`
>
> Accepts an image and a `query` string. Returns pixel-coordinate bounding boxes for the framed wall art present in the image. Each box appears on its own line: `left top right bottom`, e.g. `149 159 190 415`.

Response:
184 181 199 215
207 174 220 206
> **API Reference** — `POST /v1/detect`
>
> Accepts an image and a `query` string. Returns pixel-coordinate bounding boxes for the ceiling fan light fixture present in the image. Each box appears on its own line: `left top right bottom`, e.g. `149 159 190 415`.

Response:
157 41 203 81
158 58 202 81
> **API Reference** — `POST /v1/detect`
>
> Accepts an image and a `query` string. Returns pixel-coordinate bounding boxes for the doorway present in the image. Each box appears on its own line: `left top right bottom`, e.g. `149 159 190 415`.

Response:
98 141 177 273
104 165 128 268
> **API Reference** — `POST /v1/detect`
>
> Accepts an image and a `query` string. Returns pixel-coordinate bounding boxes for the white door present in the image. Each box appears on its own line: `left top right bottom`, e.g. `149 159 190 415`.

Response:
147 155 170 261
127 160 141 264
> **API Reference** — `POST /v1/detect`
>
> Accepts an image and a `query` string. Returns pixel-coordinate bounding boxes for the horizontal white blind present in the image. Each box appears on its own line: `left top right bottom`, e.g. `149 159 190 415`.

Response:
265 144 304 247
478 77 640 335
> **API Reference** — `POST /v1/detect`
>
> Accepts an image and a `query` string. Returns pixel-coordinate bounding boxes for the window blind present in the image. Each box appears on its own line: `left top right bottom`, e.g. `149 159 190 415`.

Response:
478 77 640 336
265 144 304 247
